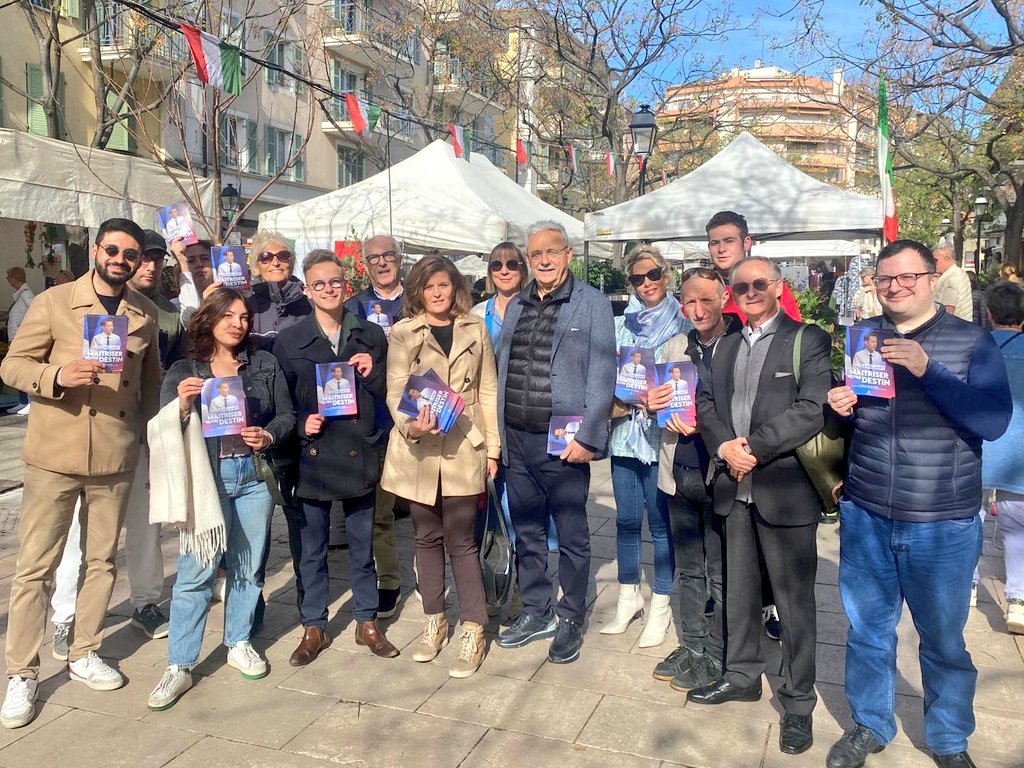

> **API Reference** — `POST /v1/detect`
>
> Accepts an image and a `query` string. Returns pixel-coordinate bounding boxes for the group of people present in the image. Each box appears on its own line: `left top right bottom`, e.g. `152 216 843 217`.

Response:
0 209 1018 768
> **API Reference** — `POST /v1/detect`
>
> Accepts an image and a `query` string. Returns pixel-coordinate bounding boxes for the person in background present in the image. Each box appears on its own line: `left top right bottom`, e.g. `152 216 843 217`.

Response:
853 267 883 321
6 267 35 415
173 239 215 325
998 262 1019 283
381 255 499 678
933 246 974 321
601 245 688 648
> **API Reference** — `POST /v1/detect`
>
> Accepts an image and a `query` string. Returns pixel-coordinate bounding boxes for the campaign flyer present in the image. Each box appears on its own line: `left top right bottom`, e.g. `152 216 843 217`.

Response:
211 245 250 290
397 370 465 434
547 415 584 455
655 361 698 428
615 346 655 404
200 376 248 437
157 201 198 245
316 362 358 417
365 302 393 339
845 326 896 398
82 315 128 373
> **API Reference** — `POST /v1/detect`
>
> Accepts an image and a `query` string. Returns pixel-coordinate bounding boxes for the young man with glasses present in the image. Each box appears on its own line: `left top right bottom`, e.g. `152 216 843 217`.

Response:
0 219 162 728
825 240 1011 768
343 234 405 618
686 256 831 757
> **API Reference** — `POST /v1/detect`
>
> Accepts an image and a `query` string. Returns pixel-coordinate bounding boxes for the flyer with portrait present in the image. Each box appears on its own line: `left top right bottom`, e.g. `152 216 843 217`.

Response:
654 361 698 428
200 376 248 437
615 346 655 404
397 369 465 434
157 201 198 245
547 415 584 455
82 315 128 372
211 245 250 290
845 326 896 399
365 302 393 339
316 362 358 417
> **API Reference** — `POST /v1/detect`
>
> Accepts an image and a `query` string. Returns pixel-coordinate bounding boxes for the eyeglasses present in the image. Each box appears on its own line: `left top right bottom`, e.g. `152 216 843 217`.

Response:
681 267 723 284
489 259 522 273
627 267 664 287
527 246 568 261
257 250 293 264
309 277 344 292
873 272 935 290
99 243 140 262
732 278 779 296
366 250 399 265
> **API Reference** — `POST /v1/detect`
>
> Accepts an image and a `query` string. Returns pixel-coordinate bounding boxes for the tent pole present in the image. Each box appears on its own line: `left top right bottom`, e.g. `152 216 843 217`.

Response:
583 241 590 286
386 124 394 234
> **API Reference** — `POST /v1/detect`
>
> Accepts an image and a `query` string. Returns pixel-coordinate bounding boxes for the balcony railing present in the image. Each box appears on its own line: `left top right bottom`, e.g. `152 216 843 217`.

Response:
91 2 189 65
327 5 413 60
432 56 496 100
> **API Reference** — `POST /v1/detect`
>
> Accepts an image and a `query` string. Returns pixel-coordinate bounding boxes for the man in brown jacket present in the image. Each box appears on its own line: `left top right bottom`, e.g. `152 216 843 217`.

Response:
0 218 161 729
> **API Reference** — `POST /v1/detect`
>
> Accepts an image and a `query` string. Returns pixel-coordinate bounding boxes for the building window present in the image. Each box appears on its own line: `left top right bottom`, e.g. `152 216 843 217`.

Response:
220 13 249 77
331 61 359 119
220 113 257 172
337 145 364 187
265 126 304 182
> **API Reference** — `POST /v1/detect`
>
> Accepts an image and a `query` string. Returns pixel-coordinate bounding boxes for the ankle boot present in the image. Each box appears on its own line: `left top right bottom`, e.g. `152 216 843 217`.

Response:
355 620 399 658
449 621 485 678
600 583 644 635
638 593 672 648
412 613 449 662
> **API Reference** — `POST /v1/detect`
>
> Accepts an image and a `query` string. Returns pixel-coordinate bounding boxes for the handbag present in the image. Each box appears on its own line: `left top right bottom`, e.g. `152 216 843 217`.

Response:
252 449 286 507
479 477 515 611
792 326 847 510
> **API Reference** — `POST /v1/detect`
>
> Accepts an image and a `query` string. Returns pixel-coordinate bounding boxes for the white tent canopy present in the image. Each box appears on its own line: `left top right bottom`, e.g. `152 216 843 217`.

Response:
258 140 589 256
0 129 217 229
656 237 864 264
584 131 883 243
453 254 490 277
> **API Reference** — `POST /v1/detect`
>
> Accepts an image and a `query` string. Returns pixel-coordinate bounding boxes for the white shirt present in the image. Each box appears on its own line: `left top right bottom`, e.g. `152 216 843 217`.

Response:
7 284 34 340
90 332 121 349
852 348 883 369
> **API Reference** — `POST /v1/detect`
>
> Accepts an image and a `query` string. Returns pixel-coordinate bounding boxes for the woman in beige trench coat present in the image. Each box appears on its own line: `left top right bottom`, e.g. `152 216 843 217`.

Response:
380 255 499 678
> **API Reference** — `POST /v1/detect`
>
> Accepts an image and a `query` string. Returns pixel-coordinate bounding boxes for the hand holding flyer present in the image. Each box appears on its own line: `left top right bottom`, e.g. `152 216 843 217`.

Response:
200 376 248 437
211 246 250 290
397 369 465 434
845 326 896 398
316 362 358 417
547 415 584 455
82 315 128 373
157 201 198 246
615 346 655 405
654 361 697 428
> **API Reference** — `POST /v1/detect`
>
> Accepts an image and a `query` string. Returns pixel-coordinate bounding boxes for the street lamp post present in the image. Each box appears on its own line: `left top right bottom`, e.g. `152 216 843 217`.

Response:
629 104 658 196
220 183 241 225
974 196 988 272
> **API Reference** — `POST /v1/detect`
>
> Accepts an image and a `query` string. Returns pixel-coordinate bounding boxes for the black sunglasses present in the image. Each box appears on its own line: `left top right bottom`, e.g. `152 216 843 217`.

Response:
99 243 140 262
681 267 723 284
489 259 522 273
257 250 293 264
627 267 664 287
732 278 779 296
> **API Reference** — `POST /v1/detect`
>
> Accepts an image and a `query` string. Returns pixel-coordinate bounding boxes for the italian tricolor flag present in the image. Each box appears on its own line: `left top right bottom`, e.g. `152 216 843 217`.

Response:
180 23 242 96
344 93 381 138
516 137 529 166
566 144 578 173
448 123 470 159
877 73 899 243
605 151 615 177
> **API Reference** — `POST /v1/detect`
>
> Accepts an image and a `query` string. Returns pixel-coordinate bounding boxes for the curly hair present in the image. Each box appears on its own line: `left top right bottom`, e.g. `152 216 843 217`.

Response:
186 287 254 361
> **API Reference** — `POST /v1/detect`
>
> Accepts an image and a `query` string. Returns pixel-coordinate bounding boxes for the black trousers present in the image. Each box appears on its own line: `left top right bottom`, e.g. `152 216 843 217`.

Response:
722 501 818 715
505 427 591 623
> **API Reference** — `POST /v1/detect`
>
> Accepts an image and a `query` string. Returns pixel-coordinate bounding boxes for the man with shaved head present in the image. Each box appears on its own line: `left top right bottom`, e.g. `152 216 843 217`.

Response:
933 246 973 321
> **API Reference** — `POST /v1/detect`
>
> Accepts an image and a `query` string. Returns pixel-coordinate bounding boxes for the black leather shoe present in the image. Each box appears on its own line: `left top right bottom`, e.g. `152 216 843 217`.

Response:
932 752 976 768
826 725 885 768
780 713 813 755
686 677 762 705
548 617 583 664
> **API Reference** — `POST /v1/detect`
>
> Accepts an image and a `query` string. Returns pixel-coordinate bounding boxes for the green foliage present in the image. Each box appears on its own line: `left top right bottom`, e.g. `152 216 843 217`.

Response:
796 289 845 373
579 261 626 293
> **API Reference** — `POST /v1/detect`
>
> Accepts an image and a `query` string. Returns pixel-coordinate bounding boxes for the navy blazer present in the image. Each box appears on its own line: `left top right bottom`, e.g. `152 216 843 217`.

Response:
497 277 616 460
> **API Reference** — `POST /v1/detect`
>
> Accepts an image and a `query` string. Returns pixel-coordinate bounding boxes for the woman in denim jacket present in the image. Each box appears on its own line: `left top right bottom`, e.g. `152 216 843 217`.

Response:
148 288 295 711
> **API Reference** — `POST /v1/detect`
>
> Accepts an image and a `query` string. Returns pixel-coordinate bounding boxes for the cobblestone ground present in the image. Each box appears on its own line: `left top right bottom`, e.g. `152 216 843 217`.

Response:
0 416 1020 767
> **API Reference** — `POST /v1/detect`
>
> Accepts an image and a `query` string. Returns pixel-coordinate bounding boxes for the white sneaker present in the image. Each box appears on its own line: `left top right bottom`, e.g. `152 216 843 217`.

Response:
1007 599 1024 634
147 666 192 711
226 641 268 680
67 652 125 691
212 576 227 603
0 676 38 729
15 404 30 416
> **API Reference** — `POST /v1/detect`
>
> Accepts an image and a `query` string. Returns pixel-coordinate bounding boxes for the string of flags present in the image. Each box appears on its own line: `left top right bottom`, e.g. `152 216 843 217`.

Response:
513 139 628 181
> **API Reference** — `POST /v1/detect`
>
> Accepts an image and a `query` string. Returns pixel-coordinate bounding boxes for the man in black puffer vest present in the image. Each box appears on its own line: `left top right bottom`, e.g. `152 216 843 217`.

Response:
825 240 1011 768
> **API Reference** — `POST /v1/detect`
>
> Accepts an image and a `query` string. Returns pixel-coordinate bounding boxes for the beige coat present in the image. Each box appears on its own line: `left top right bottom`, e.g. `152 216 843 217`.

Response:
0 271 161 476
380 312 500 505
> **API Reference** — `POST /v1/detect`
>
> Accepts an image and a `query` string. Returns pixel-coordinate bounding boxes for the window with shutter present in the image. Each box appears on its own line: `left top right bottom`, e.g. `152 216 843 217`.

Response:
26 64 47 136
60 0 80 21
245 119 257 173
105 90 133 152
291 133 304 181
265 125 276 175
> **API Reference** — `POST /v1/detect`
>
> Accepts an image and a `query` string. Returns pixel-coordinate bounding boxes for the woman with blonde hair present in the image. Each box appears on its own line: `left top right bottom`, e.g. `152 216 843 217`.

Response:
471 242 529 346
381 255 499 678
999 262 1020 283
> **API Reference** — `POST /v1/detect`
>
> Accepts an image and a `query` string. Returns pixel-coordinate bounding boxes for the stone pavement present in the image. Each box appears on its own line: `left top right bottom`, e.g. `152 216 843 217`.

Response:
0 415 1020 768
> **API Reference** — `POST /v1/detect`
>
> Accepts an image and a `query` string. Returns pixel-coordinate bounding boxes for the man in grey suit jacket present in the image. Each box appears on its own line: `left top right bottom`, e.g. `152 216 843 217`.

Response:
688 256 831 758
494 220 616 664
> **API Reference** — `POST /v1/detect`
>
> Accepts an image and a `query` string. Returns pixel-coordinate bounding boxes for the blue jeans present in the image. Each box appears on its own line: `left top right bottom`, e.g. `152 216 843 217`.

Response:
168 457 273 667
610 456 675 595
838 498 983 755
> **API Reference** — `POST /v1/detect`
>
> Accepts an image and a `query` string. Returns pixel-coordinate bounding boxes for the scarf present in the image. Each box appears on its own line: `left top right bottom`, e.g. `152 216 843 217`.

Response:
622 294 688 464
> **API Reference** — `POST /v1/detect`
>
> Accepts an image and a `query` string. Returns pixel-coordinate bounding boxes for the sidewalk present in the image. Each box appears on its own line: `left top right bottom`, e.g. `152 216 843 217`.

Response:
0 421 1019 767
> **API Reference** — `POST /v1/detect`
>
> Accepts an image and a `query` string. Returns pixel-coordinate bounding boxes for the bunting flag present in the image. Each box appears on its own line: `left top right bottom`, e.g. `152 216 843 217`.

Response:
877 73 899 243
566 145 578 173
449 124 466 158
344 93 381 138
661 169 668 186
605 151 615 177
516 138 529 166
179 23 242 96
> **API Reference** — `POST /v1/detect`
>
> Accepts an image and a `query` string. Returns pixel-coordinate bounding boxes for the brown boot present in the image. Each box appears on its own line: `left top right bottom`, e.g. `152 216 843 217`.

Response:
412 613 449 663
448 621 485 679
355 620 399 658
289 626 332 667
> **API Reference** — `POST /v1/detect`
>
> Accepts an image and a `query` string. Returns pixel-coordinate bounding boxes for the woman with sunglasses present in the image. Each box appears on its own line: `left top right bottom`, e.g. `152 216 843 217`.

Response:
602 245 690 647
247 231 312 350
471 242 528 346
147 288 295 710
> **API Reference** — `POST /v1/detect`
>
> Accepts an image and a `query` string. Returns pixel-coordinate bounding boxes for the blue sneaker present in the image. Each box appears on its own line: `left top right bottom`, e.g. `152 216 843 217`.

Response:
495 610 557 648
547 617 583 664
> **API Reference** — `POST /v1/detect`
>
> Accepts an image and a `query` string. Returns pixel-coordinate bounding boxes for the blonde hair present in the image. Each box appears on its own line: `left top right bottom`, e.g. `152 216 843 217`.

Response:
485 242 528 294
625 244 669 277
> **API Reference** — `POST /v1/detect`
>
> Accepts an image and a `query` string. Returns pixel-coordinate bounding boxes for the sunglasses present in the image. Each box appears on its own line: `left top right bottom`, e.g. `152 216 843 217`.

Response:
257 250 293 264
627 267 664 287
99 243 140 262
681 267 723 284
489 259 522 273
732 278 779 296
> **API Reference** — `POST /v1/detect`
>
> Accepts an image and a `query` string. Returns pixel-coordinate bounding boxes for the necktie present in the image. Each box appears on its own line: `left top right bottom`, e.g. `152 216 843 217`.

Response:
869 353 874 365
633 365 638 374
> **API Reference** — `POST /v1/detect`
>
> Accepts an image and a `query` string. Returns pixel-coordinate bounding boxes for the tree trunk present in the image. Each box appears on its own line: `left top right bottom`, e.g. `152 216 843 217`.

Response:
1004 198 1024 272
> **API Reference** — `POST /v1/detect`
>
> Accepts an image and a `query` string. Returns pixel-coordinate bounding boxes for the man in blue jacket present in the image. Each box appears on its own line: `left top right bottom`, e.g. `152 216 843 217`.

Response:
826 240 1011 768
494 220 616 664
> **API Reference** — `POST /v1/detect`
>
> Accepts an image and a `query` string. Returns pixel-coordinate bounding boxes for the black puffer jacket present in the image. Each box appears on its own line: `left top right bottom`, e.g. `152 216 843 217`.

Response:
250 277 312 352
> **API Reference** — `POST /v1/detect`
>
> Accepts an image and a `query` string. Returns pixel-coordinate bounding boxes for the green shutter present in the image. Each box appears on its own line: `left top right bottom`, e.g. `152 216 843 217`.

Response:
61 0 80 21
291 132 304 181
292 45 305 95
265 125 276 174
26 64 46 136
217 113 229 167
264 32 275 85
105 90 130 152
245 119 257 173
